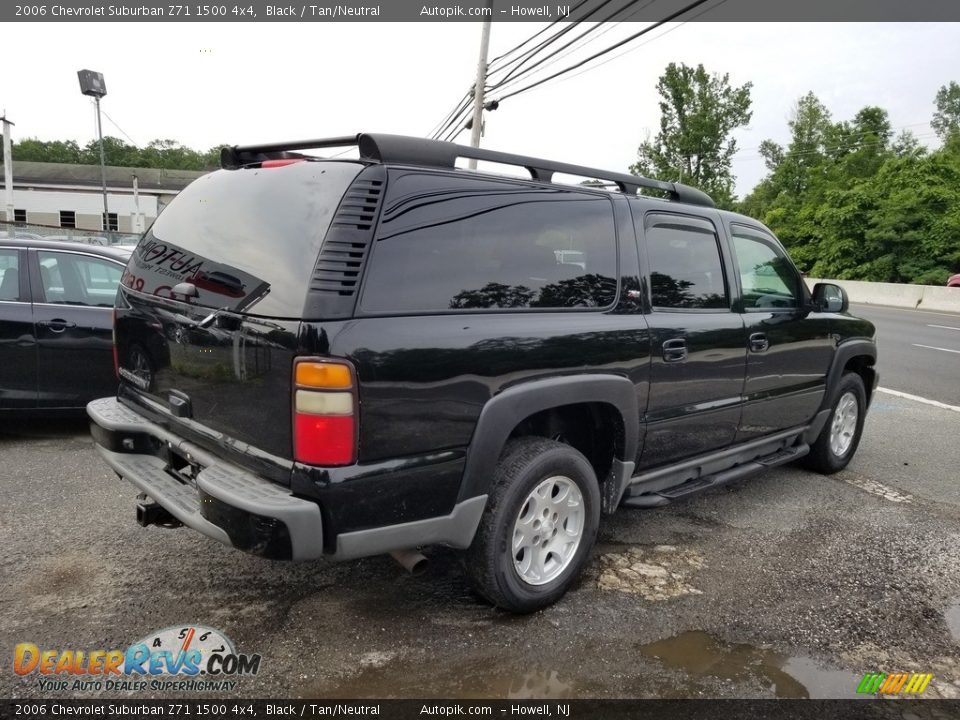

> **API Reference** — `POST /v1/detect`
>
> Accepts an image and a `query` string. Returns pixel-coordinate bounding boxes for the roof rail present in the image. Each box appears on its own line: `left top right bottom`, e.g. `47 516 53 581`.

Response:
220 133 716 208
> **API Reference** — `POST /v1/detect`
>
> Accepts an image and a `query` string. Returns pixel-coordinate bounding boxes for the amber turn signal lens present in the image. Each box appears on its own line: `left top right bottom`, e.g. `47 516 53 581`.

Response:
295 362 353 389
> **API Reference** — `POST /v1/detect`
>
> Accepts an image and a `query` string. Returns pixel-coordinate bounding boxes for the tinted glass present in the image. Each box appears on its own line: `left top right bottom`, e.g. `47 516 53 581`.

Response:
134 161 364 317
732 227 799 309
0 249 20 301
646 218 727 309
361 172 618 313
38 251 123 307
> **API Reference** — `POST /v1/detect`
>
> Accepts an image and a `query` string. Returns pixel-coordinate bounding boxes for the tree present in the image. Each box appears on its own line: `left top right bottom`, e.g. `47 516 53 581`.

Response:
2 136 225 171
630 62 752 208
1 139 83 164
932 81 960 141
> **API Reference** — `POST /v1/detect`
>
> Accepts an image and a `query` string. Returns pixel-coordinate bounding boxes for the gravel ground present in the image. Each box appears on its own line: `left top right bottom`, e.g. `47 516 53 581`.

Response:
1 392 958 701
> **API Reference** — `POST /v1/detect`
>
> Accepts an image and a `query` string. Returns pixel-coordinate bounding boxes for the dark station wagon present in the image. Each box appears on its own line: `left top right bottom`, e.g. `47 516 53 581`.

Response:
88 134 878 612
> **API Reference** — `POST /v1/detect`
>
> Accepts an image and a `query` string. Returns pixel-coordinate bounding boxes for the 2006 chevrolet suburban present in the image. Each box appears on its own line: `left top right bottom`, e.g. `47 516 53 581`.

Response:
88 133 878 612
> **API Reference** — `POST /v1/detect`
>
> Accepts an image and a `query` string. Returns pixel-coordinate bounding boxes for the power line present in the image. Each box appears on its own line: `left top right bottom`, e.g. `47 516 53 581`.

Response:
486 0 593 71
488 0 660 95
97 104 139 146
493 0 717 104
427 90 472 139
488 0 661 97
432 93 474 141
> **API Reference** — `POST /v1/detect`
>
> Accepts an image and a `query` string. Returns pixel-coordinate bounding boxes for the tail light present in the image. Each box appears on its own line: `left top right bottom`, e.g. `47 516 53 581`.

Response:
112 308 119 379
293 358 357 466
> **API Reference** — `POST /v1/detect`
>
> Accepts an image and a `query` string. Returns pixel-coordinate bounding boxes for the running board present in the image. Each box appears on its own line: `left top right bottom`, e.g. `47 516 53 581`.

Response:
620 443 810 509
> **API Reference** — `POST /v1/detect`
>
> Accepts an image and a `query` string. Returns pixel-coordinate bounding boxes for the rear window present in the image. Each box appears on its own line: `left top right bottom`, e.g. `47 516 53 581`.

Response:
360 171 618 313
126 161 363 318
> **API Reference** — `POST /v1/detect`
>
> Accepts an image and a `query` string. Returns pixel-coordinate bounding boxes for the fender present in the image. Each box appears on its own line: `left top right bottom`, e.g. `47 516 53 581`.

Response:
822 338 877 410
456 374 640 504
804 338 877 444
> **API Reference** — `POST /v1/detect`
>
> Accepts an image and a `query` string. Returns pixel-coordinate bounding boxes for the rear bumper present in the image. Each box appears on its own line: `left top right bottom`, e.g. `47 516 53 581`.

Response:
87 397 325 560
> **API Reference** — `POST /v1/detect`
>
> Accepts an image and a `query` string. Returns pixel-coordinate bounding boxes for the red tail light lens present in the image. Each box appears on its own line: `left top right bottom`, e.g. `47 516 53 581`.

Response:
293 359 357 466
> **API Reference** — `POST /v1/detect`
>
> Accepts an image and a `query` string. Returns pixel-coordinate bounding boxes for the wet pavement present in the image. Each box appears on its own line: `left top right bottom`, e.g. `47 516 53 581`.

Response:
1 390 959 700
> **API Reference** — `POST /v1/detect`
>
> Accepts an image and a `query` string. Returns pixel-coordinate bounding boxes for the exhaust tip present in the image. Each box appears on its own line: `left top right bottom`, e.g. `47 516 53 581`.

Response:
390 549 429 576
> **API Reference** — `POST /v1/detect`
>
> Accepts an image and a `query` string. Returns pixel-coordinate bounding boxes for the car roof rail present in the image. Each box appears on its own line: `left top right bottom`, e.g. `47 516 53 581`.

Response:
220 133 716 208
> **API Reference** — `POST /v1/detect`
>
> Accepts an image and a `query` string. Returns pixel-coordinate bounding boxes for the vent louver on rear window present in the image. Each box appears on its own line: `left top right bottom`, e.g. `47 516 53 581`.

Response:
310 176 384 297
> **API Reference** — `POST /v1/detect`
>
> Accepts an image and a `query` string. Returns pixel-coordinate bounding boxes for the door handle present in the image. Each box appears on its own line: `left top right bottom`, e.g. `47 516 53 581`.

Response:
39 318 78 333
662 338 688 363
749 332 769 353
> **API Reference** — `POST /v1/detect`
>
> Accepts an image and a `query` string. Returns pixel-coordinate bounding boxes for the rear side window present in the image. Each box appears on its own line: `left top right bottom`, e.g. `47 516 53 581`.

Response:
0 249 21 302
128 161 364 318
360 172 618 313
38 251 123 307
644 215 728 310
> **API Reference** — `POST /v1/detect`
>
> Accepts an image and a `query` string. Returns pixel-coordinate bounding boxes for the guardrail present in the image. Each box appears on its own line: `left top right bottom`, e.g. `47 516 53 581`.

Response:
806 278 960 313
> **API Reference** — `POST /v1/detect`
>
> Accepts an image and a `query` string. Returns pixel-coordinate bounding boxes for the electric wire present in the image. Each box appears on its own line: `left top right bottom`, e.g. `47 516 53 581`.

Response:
493 0 718 103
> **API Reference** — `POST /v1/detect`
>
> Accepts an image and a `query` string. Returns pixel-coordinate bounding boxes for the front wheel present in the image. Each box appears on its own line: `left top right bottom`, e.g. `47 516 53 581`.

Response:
465 437 600 613
803 373 867 474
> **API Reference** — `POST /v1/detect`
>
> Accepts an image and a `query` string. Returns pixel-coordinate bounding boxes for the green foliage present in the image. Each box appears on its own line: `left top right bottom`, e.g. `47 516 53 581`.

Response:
630 62 752 208
1 136 224 171
932 81 960 141
737 86 960 285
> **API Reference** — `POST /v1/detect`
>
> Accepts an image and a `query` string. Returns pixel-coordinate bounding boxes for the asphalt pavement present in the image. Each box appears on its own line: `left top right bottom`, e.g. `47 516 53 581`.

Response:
2 386 959 701
850 303 960 407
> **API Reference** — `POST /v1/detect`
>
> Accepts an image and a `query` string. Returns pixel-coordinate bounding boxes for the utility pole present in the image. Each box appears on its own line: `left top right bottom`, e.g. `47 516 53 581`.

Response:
1 112 14 225
94 96 109 227
467 2 493 169
77 70 109 229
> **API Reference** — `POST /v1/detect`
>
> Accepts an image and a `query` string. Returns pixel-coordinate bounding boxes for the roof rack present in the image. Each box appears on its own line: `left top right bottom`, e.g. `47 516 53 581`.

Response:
220 133 715 208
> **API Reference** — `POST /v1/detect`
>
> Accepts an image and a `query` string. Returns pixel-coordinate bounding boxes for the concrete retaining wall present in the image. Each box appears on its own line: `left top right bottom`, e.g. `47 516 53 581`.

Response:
805 278 960 313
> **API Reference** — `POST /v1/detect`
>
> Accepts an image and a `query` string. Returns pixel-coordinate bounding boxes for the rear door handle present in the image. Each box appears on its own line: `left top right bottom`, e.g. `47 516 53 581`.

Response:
749 332 769 353
662 338 688 363
39 318 78 333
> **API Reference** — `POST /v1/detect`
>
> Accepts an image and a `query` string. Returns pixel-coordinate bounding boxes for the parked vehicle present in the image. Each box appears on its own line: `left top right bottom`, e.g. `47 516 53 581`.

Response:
948 273 960 288
88 134 878 612
0 238 131 412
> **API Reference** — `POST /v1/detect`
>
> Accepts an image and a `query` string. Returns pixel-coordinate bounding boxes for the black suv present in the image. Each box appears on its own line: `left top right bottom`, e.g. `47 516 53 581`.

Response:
88 134 877 612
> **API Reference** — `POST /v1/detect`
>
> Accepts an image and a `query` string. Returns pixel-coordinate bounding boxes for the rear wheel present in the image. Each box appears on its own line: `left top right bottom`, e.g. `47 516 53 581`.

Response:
803 373 866 474
466 437 600 613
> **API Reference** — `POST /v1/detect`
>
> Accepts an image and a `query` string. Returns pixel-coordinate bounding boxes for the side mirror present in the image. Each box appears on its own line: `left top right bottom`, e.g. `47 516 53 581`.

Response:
812 282 848 313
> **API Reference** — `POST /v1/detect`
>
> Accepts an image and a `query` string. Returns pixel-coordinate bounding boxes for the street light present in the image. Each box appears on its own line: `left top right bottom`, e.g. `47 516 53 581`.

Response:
77 69 109 231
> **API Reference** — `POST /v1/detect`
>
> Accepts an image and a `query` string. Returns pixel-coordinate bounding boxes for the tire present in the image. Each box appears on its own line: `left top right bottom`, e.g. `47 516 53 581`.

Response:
802 373 867 475
127 344 155 392
465 437 600 613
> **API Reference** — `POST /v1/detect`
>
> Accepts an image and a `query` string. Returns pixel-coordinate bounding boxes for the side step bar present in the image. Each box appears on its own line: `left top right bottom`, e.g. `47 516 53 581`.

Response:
620 443 809 509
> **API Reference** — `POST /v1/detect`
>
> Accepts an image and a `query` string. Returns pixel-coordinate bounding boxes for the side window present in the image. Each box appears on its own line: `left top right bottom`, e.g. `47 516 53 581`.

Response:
0 249 22 302
37 252 122 307
645 216 728 309
731 226 800 310
360 172 618 313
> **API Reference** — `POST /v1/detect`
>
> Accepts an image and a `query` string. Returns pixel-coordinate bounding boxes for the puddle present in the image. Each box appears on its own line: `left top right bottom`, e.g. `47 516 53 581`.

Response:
946 598 960 642
591 545 705 600
638 631 862 699
303 659 577 699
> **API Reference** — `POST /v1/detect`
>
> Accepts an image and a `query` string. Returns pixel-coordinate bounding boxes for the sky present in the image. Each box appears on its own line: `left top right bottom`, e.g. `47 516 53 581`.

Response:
3 21 959 197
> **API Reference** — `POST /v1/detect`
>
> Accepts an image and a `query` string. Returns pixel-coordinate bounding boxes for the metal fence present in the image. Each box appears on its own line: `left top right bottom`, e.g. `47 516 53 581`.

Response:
0 220 141 247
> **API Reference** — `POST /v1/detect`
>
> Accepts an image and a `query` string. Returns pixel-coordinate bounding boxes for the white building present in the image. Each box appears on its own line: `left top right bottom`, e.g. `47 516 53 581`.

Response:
5 161 207 234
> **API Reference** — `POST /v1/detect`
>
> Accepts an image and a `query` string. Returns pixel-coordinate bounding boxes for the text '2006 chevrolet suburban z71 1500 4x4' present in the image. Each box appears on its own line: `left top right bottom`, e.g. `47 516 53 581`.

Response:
88 133 878 613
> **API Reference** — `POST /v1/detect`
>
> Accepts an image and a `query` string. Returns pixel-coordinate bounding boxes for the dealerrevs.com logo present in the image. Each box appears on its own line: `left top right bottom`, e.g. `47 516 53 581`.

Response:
14 625 261 693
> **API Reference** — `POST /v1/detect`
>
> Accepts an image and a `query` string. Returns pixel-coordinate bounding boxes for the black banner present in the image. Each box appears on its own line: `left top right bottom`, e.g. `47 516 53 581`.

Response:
3 700 960 720
4 0 960 23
